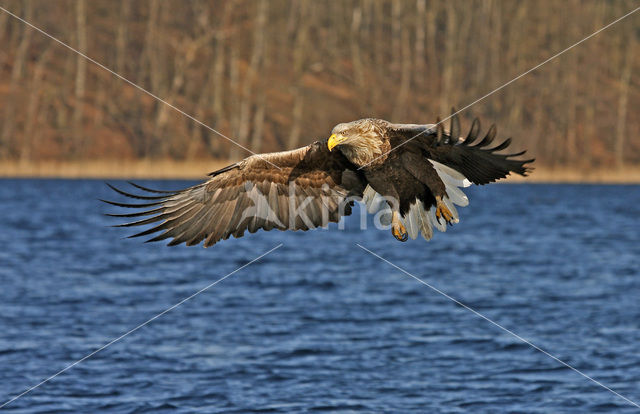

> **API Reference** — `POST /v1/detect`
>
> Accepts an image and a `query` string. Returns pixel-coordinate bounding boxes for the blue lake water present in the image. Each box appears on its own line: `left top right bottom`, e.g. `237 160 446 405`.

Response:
0 179 639 413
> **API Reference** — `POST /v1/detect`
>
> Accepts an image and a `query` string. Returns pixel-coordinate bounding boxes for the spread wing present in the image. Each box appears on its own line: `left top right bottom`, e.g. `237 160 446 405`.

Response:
385 111 534 240
392 109 534 185
103 141 366 247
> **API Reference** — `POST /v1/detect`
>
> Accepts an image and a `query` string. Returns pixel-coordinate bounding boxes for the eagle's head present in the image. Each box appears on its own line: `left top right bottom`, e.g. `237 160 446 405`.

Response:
327 118 388 167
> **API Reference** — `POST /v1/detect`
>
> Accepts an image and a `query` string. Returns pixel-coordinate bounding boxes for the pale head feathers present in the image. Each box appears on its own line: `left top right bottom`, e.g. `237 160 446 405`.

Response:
331 118 389 167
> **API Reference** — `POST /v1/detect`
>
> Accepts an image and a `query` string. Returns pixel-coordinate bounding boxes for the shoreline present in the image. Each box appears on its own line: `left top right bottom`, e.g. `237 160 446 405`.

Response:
0 160 639 184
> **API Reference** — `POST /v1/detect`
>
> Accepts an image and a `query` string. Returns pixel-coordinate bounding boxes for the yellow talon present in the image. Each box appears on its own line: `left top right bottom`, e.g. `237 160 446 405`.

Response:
392 223 408 242
391 211 408 241
435 197 454 225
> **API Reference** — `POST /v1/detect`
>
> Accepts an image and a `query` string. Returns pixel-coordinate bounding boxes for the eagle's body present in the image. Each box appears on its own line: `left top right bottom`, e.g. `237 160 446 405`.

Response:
105 112 533 246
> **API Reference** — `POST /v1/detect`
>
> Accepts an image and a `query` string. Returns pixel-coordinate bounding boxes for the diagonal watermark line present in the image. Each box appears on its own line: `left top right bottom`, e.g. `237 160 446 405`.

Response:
0 243 283 409
0 5 282 170
356 243 640 410
359 5 640 170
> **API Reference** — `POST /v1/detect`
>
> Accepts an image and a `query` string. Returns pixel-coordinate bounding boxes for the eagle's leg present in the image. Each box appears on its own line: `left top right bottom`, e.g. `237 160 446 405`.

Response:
391 211 408 242
361 171 407 241
435 195 454 225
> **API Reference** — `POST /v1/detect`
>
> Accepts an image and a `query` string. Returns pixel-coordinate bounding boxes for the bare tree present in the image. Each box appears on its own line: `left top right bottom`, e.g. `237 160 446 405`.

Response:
615 27 635 169
287 1 310 149
250 90 267 153
414 0 426 92
116 0 131 75
1 0 32 158
440 2 456 116
0 1 638 169
392 6 411 121
251 3 270 153
0 11 10 70
583 3 606 166
350 5 365 101
230 0 268 160
22 47 52 162
212 1 235 130
71 0 87 157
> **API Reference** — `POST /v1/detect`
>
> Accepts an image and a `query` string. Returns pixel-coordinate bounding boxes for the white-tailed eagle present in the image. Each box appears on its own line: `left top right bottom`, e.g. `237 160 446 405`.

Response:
104 110 533 246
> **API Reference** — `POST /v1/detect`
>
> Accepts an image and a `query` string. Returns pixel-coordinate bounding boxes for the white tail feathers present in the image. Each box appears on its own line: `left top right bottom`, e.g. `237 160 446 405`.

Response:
428 207 447 233
429 160 471 189
362 185 384 214
429 160 470 208
445 185 469 207
406 200 434 240
362 185 392 225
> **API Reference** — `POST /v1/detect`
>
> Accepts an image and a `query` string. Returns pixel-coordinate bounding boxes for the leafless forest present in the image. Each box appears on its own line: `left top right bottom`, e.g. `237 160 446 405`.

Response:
0 1 638 169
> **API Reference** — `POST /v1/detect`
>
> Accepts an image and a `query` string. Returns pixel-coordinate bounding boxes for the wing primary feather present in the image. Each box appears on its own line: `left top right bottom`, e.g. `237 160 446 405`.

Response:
100 199 164 208
488 137 512 152
208 162 239 177
507 150 528 157
465 118 481 144
105 183 169 200
475 124 497 147
127 182 178 194
184 206 221 246
113 201 198 227
152 205 207 245
121 204 196 233
127 203 200 237
105 207 165 218
105 142 368 247
163 204 216 246
204 199 238 247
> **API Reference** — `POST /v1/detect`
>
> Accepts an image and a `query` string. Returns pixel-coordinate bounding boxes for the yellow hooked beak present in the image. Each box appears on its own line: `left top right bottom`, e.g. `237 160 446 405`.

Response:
327 134 347 151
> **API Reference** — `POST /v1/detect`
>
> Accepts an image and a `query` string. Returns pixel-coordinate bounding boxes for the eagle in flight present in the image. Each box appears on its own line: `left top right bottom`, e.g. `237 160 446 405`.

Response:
105 110 533 246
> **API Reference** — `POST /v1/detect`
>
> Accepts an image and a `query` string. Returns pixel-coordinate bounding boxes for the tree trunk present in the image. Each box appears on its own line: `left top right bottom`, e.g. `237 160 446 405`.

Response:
350 6 365 100
287 1 309 149
614 30 634 169
392 19 411 121
116 0 130 74
507 3 527 131
414 0 426 93
250 91 266 153
229 45 240 157
229 0 268 160
140 0 161 157
440 2 456 116
141 0 160 91
426 1 438 101
1 0 32 158
22 47 52 162
391 1 402 74
212 1 234 130
583 2 605 166
0 11 10 70
72 0 87 158
251 7 270 154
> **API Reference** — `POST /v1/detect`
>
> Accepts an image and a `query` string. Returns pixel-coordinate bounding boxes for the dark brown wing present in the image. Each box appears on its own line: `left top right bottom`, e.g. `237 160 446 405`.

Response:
392 110 534 185
103 141 366 247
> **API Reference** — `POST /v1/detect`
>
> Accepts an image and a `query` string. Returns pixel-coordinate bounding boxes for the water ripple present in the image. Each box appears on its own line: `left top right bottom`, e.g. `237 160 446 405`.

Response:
0 180 638 412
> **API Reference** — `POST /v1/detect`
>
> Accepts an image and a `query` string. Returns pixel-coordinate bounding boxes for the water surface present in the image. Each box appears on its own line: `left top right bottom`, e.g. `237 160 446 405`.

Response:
0 180 639 413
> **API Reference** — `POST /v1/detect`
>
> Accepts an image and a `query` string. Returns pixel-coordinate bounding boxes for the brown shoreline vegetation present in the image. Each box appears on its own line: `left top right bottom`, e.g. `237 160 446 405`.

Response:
0 2 638 174
1 159 639 184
